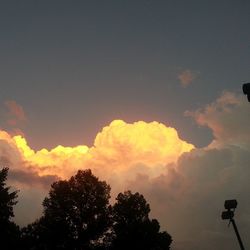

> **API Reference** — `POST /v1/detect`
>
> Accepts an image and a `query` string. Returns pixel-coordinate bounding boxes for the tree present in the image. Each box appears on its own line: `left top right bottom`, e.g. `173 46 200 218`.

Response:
22 169 111 250
21 172 173 250
0 167 20 249
111 191 172 250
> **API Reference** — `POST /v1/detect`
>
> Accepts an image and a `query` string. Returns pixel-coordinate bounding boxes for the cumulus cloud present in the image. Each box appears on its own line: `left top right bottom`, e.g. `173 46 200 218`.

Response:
178 70 198 87
0 119 193 225
185 91 250 148
1 91 250 249
0 131 59 225
7 120 193 180
130 92 250 249
131 145 250 250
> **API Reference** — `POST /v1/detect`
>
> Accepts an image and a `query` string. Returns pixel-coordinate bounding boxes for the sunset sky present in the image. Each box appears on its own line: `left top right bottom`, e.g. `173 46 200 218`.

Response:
1 1 250 249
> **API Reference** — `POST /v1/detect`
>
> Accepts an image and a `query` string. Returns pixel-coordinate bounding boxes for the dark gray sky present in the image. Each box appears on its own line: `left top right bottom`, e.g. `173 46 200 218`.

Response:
0 0 250 149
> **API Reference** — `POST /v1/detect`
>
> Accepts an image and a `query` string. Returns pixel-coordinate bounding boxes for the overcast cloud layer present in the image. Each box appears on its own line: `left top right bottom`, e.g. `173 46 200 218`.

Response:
0 91 250 249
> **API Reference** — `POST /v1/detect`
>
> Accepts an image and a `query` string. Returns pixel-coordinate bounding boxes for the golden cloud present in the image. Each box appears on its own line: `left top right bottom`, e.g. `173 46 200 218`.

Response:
1 120 194 179
2 92 250 250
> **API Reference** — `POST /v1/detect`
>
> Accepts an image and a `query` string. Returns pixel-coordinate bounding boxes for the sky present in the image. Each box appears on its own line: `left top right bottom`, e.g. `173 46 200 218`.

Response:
0 1 250 249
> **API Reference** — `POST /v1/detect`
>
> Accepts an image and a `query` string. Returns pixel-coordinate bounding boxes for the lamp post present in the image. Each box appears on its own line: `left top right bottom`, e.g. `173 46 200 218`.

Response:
221 199 245 250
242 83 250 102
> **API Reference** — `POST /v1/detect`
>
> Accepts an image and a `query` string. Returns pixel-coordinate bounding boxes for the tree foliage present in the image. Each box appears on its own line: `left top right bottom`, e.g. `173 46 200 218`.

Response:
22 169 111 250
111 191 172 250
0 167 18 221
0 167 20 249
21 170 172 250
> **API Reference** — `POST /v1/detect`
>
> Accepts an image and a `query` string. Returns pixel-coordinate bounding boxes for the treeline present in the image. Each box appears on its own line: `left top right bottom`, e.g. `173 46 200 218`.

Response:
0 168 172 250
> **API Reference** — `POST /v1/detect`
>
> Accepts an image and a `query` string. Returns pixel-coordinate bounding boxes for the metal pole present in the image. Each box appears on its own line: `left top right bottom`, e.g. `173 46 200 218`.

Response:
230 218 245 250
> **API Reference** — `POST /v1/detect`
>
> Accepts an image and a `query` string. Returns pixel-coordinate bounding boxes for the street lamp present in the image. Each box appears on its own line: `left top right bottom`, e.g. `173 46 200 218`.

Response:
221 199 245 250
242 83 250 102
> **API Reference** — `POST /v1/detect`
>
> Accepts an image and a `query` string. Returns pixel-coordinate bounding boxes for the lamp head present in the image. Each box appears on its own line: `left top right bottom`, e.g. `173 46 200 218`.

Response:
224 199 237 210
221 210 234 220
242 83 250 102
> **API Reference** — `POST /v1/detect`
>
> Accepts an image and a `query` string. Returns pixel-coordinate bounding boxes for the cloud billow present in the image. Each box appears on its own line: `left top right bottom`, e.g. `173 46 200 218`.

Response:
0 91 249 249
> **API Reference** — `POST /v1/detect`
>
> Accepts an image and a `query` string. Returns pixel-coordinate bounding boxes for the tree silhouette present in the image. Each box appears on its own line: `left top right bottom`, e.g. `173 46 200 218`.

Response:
21 172 172 250
22 169 111 250
111 191 172 250
0 167 20 249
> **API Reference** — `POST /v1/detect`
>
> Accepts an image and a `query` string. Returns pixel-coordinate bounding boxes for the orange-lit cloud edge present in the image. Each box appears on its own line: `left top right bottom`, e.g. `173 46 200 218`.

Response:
1 119 194 180
2 91 250 250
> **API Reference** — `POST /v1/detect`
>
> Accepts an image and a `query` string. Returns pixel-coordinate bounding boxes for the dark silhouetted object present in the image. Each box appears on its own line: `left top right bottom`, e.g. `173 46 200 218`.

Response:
0 167 20 250
221 199 245 250
21 171 173 250
242 83 250 102
221 210 234 220
111 191 172 250
224 199 237 210
22 169 111 250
